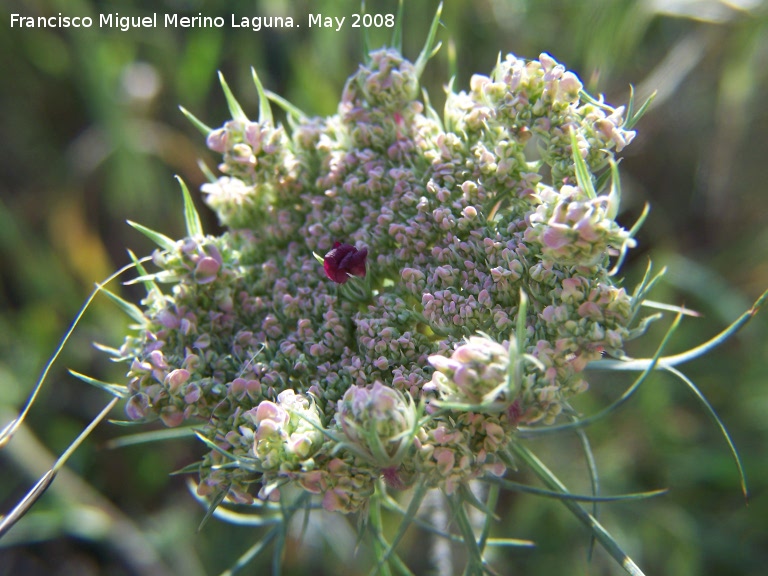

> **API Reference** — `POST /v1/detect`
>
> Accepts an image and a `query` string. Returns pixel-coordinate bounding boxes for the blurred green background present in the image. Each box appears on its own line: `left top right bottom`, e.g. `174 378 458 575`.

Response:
1 0 767 574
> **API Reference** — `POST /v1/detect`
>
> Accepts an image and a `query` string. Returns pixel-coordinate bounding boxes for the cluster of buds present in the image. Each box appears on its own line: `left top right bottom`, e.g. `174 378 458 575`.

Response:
246 390 324 475
334 382 418 470
118 47 643 513
526 185 635 267
427 336 512 406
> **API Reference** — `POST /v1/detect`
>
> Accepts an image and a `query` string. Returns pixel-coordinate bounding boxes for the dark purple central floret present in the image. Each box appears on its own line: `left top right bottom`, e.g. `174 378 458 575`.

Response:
323 242 368 284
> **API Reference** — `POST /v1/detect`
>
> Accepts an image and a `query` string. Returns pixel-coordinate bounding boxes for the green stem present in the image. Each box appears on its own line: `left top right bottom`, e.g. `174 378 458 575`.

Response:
369 484 394 576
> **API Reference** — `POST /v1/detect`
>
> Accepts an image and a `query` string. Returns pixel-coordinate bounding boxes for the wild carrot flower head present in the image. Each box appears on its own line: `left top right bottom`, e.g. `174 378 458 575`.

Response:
118 46 642 513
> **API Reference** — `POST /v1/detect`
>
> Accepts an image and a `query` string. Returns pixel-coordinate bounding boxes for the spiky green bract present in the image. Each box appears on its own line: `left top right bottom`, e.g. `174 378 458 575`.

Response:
414 2 443 78
218 71 247 122
127 220 176 251
0 259 144 451
0 398 119 539
505 443 648 576
179 105 212 136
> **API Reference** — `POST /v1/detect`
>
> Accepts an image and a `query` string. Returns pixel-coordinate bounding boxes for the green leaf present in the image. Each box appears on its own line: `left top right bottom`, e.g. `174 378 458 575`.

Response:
91 341 125 359
640 300 701 317
193 430 240 462
171 462 203 476
627 202 650 238
127 220 176 251
486 538 535 548
446 491 485 572
220 525 279 576
107 418 157 426
510 289 529 396
199 507 282 527
0 258 139 448
218 71 248 122
250 67 273 125
575 421 600 560
421 88 443 130
609 202 650 276
629 261 666 325
178 105 212 135
458 483 499 518
447 37 457 83
272 498 287 576
0 470 57 539
177 176 204 237
477 483 500 554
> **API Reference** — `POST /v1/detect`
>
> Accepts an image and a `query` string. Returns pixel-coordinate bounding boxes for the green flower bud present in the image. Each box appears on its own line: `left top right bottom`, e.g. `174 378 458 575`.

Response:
334 382 418 469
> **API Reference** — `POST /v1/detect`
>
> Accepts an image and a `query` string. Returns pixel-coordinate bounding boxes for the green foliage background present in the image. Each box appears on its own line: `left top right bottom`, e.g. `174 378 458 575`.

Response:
1 0 767 574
